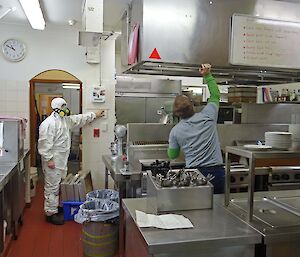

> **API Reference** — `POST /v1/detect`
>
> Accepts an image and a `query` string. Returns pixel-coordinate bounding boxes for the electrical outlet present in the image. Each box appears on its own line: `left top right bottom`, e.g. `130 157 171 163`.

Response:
101 122 108 132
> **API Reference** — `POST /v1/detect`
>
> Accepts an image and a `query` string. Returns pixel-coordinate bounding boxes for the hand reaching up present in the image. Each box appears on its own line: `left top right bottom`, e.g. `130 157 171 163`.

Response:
199 63 212 76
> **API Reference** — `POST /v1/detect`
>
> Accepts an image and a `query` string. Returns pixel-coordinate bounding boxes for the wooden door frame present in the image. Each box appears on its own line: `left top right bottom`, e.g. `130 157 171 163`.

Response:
29 79 82 167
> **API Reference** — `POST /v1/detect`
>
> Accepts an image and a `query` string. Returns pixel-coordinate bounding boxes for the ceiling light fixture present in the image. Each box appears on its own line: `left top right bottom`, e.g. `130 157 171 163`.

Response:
19 0 45 30
62 83 81 89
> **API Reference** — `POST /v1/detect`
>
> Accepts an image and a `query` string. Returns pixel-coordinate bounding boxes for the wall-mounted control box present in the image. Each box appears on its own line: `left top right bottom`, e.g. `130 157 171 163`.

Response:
92 86 105 103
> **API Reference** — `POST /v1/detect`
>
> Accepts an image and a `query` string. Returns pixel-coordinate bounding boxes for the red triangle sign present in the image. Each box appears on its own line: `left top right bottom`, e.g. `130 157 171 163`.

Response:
149 48 161 59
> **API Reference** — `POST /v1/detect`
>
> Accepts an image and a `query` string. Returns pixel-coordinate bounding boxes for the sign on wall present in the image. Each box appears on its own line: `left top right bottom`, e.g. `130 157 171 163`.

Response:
230 14 300 69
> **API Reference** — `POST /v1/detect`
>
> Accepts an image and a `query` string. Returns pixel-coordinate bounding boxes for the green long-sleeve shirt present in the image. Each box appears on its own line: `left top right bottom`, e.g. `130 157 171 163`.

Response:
204 73 220 106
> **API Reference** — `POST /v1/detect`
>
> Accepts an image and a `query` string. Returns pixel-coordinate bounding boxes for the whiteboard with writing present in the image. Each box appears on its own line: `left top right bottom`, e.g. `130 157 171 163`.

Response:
230 14 300 69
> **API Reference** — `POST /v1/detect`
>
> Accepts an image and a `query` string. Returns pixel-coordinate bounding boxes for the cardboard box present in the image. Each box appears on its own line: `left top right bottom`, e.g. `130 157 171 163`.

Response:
60 171 93 202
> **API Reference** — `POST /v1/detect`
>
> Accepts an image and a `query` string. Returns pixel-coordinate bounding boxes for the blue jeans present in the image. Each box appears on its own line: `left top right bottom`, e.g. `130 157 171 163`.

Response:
197 166 225 194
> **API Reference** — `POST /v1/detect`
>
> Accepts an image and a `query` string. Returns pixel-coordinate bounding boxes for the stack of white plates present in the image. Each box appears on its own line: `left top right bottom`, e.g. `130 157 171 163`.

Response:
265 132 292 150
289 125 300 150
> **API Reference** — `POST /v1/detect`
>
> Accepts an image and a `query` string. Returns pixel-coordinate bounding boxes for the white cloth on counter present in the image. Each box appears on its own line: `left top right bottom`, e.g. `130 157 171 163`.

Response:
135 210 194 230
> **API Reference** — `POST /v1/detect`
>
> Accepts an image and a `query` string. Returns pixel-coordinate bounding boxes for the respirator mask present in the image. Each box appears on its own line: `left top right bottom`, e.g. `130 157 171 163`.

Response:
55 107 71 117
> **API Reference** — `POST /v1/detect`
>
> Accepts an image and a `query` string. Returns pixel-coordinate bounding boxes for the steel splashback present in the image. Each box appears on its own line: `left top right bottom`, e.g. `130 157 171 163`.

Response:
121 0 300 85
126 123 174 144
126 123 179 169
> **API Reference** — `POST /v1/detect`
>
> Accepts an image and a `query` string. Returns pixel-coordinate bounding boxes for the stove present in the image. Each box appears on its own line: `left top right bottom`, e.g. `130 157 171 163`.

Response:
229 165 300 192
270 166 300 183
268 166 300 190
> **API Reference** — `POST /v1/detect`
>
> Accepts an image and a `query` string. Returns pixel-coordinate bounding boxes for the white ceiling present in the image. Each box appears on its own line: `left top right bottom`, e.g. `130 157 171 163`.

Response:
0 0 131 31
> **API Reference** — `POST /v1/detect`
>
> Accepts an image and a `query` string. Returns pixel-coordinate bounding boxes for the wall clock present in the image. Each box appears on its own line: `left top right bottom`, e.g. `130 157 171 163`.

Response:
2 39 26 62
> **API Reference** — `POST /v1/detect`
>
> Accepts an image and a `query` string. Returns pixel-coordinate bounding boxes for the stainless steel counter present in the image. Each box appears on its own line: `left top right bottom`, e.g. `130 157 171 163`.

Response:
0 149 30 251
102 155 142 199
221 190 300 257
102 155 185 186
102 155 142 183
0 162 18 252
0 163 17 191
121 197 261 257
0 149 30 191
221 190 300 243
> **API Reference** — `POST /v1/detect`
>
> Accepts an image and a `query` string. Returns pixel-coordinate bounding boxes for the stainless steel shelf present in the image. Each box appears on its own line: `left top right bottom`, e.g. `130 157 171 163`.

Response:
224 146 300 221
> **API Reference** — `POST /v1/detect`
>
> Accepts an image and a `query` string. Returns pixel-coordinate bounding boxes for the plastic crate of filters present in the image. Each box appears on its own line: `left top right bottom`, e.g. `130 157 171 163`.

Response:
61 170 93 203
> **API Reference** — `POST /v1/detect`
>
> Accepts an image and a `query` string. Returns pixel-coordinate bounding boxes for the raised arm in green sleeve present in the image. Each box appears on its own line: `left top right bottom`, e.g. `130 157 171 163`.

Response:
204 73 220 106
168 148 180 159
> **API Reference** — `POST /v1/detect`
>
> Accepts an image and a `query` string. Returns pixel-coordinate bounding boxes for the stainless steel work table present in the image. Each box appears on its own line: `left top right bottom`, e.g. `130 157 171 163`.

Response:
0 149 30 252
102 155 142 199
222 190 300 242
0 162 17 252
221 190 300 257
0 149 30 191
224 146 300 221
0 163 17 191
121 197 261 257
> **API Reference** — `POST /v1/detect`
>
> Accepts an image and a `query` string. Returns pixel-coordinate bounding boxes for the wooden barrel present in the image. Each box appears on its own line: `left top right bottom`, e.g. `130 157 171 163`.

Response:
82 222 118 257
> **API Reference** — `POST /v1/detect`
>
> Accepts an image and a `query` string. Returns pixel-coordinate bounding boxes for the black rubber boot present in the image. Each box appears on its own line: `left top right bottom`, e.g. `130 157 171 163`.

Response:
58 206 64 214
46 213 64 225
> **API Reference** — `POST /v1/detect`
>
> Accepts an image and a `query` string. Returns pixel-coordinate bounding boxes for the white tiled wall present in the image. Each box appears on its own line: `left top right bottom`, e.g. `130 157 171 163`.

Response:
0 80 30 149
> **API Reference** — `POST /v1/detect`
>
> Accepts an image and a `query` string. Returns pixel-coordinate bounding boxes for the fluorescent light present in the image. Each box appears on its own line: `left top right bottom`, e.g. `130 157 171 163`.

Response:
19 0 45 30
62 83 81 89
0 7 16 20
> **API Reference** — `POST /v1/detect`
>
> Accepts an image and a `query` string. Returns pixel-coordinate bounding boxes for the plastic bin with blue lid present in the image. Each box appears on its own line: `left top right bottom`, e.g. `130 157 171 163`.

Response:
86 189 119 203
63 201 84 221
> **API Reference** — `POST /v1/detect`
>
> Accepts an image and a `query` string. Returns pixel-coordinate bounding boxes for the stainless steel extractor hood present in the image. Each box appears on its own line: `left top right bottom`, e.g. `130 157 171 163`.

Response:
121 0 300 85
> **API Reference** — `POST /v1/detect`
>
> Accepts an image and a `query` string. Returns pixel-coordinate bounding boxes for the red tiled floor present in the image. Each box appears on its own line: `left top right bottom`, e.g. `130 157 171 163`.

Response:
6 183 119 257
6 183 84 257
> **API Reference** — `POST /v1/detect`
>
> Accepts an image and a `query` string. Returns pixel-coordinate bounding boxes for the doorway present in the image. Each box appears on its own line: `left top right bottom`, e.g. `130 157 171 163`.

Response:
29 69 82 174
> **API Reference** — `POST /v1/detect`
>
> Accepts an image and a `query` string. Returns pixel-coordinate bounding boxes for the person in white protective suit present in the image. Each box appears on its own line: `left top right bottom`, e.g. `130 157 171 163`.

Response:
38 97 104 225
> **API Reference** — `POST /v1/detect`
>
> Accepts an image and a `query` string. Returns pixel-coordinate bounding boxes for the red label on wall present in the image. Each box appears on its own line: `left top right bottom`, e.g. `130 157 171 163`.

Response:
93 128 100 138
149 48 161 59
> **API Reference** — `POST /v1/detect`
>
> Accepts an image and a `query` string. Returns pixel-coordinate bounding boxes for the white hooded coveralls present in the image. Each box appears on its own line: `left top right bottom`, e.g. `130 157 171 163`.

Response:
38 105 96 215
